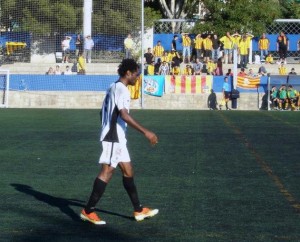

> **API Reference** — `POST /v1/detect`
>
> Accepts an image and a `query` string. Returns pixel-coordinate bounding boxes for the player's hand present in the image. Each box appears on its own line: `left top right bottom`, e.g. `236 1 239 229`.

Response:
145 131 158 146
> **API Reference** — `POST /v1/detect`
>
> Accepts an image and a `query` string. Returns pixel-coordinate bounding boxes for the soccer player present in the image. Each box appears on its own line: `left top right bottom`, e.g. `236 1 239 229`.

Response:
287 85 298 111
278 84 288 110
270 86 279 110
80 59 159 225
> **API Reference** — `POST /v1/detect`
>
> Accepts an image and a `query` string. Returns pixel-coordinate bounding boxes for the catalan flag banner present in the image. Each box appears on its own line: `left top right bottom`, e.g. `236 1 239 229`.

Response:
237 76 260 89
165 75 213 94
143 75 164 97
128 76 141 99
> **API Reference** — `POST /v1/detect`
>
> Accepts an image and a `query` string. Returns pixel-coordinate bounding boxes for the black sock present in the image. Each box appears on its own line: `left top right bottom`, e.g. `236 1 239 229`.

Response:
123 176 143 212
84 178 107 214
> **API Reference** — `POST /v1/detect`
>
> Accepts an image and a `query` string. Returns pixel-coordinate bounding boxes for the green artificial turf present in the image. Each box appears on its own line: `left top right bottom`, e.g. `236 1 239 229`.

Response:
0 109 299 241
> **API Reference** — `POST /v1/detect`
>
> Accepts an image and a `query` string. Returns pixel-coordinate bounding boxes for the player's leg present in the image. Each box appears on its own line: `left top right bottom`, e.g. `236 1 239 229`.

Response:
119 162 159 221
80 164 114 225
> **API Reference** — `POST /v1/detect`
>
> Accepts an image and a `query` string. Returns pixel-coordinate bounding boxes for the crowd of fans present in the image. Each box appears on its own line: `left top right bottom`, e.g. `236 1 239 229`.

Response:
144 31 299 77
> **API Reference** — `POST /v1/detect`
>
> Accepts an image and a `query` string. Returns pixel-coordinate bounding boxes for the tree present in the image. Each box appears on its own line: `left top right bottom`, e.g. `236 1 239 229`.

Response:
193 0 282 36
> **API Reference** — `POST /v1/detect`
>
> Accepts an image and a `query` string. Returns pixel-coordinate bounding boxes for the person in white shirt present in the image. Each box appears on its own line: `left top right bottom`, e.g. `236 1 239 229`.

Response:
63 65 72 75
80 59 159 225
84 35 94 63
61 36 72 63
54 65 61 75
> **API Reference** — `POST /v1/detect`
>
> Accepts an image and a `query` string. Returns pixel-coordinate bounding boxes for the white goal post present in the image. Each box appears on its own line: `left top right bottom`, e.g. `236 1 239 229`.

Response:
0 70 10 108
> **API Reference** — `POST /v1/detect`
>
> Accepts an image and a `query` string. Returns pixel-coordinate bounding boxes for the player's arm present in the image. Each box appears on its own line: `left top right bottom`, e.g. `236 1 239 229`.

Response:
120 108 158 145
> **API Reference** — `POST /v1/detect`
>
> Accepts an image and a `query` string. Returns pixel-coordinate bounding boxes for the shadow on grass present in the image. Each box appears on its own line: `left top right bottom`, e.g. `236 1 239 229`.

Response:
10 183 133 221
9 183 139 241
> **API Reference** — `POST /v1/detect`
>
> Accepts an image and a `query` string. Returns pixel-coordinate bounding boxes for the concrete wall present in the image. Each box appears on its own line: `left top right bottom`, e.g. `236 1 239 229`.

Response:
8 91 265 110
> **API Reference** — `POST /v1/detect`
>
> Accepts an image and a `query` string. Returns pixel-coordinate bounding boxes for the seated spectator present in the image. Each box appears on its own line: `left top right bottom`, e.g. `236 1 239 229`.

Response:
278 62 287 75
147 61 155 75
258 64 268 76
238 67 247 77
288 68 297 75
254 54 261 64
172 66 181 75
226 68 233 76
63 65 72 75
248 68 257 77
207 60 216 75
265 53 274 64
201 61 208 74
159 61 170 75
171 51 182 68
183 64 193 75
54 65 62 75
193 58 203 75
46 67 54 75
154 58 161 75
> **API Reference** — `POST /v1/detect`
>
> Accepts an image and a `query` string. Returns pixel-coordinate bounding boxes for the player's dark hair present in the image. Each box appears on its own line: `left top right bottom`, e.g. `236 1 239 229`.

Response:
118 59 139 77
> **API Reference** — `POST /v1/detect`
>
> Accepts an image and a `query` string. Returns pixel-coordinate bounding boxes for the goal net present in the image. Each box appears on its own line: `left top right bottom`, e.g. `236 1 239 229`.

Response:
0 70 10 108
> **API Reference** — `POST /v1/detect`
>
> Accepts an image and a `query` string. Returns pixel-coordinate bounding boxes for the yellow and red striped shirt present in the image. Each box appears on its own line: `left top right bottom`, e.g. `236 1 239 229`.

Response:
153 45 164 57
258 38 269 50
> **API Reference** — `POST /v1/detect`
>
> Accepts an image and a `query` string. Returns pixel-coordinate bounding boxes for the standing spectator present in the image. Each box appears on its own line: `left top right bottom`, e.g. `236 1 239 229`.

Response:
211 34 221 61
258 33 270 62
63 65 72 75
144 47 154 65
54 65 62 75
84 35 94 63
171 35 178 51
220 32 233 64
61 36 72 63
203 34 213 63
238 35 249 69
232 32 241 63
246 33 254 64
124 34 134 59
277 32 289 64
214 58 223 76
194 34 204 60
77 51 86 75
75 34 83 57
193 58 203 75
181 33 192 63
153 41 164 64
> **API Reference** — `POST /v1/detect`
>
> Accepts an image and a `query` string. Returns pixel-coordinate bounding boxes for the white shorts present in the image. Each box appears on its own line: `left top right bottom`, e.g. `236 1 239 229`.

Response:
99 141 131 168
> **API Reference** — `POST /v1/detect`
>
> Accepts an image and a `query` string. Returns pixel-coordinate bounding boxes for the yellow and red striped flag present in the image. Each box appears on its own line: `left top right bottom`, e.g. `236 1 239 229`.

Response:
237 76 260 89
165 75 213 94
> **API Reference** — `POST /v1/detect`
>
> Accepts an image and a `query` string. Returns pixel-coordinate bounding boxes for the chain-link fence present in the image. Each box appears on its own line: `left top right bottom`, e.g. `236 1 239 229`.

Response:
0 0 141 66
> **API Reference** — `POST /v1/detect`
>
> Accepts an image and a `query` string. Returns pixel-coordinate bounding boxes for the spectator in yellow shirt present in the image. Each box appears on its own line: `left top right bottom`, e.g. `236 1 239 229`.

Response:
124 34 134 59
181 33 192 63
238 35 249 69
194 34 204 60
278 62 287 75
147 61 155 75
265 53 274 64
258 33 270 61
153 41 164 64
203 34 213 63
77 51 86 75
220 32 233 64
183 64 193 75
